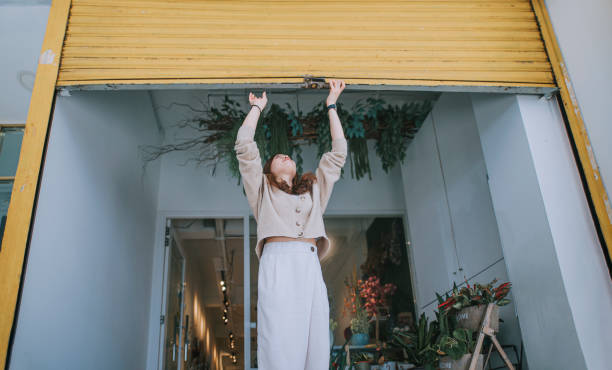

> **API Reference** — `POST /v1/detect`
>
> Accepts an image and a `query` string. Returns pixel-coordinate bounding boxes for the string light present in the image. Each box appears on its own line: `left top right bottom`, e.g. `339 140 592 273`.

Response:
219 266 239 364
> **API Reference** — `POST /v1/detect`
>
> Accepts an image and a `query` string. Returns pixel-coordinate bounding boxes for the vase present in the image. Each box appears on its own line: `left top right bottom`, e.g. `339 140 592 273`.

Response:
351 332 370 346
382 361 397 370
439 354 484 370
455 304 499 332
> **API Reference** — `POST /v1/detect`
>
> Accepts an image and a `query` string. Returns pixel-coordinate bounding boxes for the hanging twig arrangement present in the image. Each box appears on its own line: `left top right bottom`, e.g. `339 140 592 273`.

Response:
140 95 434 183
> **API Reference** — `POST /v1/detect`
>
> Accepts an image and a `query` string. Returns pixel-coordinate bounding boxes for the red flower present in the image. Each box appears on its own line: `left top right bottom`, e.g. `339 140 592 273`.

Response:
438 298 455 308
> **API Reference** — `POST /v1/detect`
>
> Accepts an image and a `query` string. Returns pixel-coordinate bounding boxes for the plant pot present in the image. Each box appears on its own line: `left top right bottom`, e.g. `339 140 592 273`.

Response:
455 304 499 332
355 361 372 370
439 354 484 370
351 332 370 346
397 363 415 370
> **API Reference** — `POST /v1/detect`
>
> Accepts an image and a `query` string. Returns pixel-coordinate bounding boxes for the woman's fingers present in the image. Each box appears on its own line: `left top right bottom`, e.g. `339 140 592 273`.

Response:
329 79 345 92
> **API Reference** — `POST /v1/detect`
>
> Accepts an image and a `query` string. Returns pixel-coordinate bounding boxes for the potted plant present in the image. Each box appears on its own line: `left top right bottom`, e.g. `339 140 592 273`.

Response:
437 328 484 370
391 313 440 370
350 306 370 345
343 270 371 345
358 275 397 345
437 279 512 332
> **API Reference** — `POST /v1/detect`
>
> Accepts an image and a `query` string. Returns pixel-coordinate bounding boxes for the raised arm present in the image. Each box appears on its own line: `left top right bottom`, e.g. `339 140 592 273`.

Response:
316 80 348 212
234 92 267 219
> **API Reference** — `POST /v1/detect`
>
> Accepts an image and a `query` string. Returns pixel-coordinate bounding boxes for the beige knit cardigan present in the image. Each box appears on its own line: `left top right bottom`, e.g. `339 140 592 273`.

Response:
234 124 347 261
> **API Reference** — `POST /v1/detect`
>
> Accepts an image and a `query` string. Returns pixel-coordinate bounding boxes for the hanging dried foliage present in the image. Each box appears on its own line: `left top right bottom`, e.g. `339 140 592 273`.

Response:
140 94 435 184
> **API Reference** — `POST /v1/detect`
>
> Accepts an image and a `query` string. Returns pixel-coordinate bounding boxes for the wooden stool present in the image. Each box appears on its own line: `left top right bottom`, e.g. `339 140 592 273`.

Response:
468 303 515 370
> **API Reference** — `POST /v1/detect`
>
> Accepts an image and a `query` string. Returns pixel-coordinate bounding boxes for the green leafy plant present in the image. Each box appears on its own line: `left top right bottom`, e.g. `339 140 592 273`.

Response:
437 328 476 360
350 305 370 334
375 102 430 173
391 313 440 370
329 318 338 332
351 351 373 364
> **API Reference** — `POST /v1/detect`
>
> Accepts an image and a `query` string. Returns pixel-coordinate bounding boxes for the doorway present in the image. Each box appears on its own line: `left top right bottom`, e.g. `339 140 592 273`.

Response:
155 215 417 370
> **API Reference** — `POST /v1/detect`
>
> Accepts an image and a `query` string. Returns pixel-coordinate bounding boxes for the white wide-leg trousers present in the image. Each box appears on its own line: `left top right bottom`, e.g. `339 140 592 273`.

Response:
257 241 330 370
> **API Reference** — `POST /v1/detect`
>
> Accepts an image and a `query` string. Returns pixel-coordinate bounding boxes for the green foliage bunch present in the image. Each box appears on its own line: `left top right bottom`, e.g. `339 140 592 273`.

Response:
391 312 440 370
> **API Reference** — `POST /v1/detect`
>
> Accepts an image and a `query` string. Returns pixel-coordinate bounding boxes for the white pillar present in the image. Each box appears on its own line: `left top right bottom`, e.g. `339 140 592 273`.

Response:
471 93 612 370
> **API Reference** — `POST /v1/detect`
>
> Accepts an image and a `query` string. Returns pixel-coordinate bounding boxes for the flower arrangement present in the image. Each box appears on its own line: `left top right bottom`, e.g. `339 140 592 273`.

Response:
343 270 370 335
358 276 397 317
437 278 512 314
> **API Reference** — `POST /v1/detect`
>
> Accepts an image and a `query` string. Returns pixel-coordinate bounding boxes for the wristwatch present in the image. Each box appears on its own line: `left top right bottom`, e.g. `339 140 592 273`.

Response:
327 103 337 111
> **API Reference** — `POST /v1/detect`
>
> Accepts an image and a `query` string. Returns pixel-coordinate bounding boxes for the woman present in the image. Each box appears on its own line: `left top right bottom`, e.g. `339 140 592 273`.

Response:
234 79 347 369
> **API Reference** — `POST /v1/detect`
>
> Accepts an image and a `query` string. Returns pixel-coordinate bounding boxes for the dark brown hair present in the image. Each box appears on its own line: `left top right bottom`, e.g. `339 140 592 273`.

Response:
263 154 316 195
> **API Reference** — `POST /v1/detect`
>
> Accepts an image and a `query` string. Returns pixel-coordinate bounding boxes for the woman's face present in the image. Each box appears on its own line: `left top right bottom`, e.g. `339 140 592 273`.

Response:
270 153 296 179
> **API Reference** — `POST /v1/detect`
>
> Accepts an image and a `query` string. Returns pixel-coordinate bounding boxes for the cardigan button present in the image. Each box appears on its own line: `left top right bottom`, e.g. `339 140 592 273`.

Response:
300 195 306 201
295 207 301 213
310 246 315 252
296 221 301 227
298 231 303 237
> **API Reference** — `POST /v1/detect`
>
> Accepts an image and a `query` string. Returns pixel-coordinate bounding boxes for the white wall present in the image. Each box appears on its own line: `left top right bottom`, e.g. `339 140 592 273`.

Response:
471 93 612 370
0 4 50 122
400 93 523 367
9 90 163 370
544 0 612 205
516 94 612 370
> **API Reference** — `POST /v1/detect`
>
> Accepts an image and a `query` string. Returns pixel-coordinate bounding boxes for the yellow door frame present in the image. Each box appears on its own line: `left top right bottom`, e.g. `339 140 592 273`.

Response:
0 0 71 368
1 0 609 368
531 0 612 259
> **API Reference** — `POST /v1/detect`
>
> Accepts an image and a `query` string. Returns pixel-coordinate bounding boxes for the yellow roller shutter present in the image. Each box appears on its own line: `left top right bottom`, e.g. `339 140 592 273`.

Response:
58 0 555 90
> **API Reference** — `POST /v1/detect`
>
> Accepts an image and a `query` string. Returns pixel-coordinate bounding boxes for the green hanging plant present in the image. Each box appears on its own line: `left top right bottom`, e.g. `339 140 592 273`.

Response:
208 96 244 181
375 100 434 173
376 104 408 173
348 138 371 180
311 101 332 158
265 103 292 157
339 100 372 180
285 102 305 174
293 144 304 175
141 94 437 183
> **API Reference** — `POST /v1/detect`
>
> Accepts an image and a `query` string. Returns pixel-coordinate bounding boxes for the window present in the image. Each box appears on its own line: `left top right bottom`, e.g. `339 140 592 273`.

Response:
0 124 26 247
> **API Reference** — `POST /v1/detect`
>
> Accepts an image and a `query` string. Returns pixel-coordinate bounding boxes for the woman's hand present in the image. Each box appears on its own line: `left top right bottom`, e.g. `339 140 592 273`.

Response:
249 91 268 111
326 79 346 106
